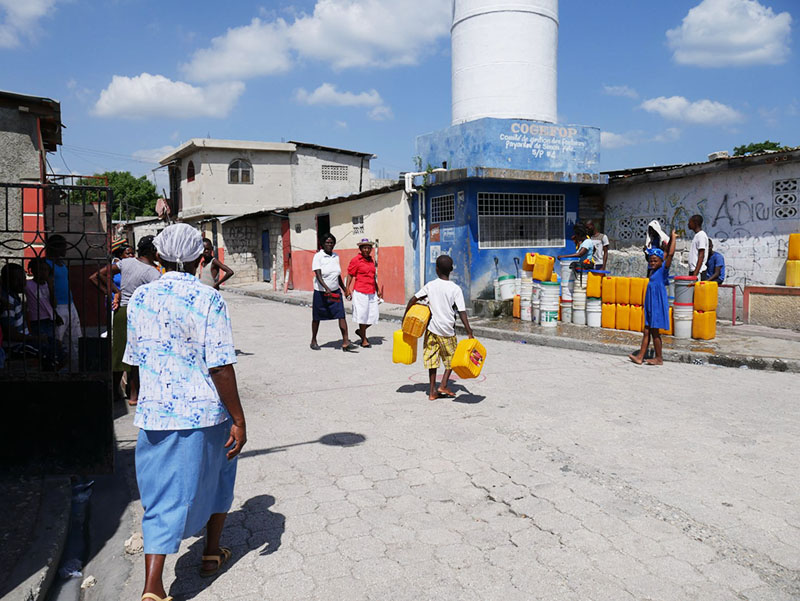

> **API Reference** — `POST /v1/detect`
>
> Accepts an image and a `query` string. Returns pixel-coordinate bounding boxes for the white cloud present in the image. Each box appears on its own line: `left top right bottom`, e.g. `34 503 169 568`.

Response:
132 145 178 163
183 0 451 81
603 85 638 99
640 96 743 125
652 127 682 143
601 131 642 149
295 83 393 121
667 0 792 67
93 73 245 119
0 0 57 48
182 18 292 82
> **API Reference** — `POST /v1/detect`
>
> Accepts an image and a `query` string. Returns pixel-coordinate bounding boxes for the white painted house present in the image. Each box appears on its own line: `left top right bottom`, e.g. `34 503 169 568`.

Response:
157 138 374 284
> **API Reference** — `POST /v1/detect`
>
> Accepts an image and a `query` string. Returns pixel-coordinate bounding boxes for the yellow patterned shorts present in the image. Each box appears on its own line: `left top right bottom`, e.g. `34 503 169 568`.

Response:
423 332 458 369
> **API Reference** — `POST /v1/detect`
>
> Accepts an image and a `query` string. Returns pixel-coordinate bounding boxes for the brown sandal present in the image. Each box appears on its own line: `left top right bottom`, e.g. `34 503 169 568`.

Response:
200 546 231 577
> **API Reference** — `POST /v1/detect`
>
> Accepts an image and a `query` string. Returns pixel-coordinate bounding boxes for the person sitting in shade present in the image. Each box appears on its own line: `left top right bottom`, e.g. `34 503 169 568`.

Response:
703 240 725 284
557 224 595 269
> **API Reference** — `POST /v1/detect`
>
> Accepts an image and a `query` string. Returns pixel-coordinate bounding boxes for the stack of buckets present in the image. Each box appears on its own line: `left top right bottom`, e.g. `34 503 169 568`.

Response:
560 259 576 323
673 276 695 338
585 271 607 328
515 253 556 325
788 233 800 287
600 276 647 333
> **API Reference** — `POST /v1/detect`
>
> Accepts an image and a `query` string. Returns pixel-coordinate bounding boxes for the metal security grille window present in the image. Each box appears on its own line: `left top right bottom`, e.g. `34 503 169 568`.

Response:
352 215 364 235
321 165 348 181
774 179 798 220
477 192 565 248
430 194 455 223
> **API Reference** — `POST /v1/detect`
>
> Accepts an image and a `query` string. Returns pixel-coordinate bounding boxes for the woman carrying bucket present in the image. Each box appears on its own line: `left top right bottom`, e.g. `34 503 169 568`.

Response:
629 230 677 366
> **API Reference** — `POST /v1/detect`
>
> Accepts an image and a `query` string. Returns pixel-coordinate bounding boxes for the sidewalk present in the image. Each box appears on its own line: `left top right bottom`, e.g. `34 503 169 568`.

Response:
226 282 800 373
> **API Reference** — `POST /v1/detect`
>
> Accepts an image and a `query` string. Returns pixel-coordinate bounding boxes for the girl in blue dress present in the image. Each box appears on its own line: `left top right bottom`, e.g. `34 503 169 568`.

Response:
630 230 676 366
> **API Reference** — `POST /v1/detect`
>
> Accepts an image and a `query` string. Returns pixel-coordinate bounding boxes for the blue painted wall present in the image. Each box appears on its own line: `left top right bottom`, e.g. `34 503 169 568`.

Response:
416 117 602 177
422 179 582 302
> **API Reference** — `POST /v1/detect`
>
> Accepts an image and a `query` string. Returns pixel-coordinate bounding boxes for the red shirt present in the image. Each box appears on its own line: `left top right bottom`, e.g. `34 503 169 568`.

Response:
347 254 377 294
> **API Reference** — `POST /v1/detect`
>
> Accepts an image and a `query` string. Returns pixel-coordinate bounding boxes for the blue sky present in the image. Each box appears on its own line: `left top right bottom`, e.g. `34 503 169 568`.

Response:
1 0 797 187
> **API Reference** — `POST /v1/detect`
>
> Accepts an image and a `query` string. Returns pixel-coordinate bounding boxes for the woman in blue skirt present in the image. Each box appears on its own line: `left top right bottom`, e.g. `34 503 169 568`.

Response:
310 233 357 352
125 224 247 601
630 230 677 366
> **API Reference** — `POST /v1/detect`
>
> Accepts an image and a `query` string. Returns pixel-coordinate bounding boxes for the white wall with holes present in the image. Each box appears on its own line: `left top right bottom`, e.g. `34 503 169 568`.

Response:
604 159 800 293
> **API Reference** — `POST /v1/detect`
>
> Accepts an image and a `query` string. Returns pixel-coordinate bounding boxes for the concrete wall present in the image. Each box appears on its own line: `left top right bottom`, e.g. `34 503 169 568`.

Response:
0 107 40 258
292 148 370 206
422 179 582 303
215 216 284 285
288 189 411 303
604 159 800 317
178 148 293 219
416 118 602 177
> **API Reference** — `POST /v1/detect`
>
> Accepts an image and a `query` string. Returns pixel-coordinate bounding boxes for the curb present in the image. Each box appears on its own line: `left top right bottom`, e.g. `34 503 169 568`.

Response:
225 288 800 374
5 477 71 601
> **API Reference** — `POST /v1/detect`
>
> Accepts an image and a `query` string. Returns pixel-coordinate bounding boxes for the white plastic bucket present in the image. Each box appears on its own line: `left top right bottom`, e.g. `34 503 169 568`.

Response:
572 309 587 325
560 260 575 300
498 275 516 301
560 299 572 323
541 308 559 327
515 278 522 295
674 304 693 339
674 277 696 305
586 298 602 328
572 288 587 310
521 298 532 321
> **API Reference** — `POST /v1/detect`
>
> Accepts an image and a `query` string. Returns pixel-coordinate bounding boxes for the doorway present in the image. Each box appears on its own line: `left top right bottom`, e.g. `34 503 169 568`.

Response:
262 230 271 281
316 214 330 249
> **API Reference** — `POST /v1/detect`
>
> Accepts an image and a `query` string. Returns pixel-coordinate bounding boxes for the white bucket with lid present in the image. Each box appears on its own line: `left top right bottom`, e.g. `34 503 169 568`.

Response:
586 297 602 328
572 308 587 325
540 282 560 328
498 275 517 301
561 299 572 323
674 304 693 339
521 297 532 321
560 260 576 300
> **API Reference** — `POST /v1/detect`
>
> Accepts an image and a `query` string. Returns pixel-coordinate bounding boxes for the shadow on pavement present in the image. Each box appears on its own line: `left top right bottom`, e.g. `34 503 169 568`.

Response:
396 382 484 403
238 431 367 460
169 494 285 600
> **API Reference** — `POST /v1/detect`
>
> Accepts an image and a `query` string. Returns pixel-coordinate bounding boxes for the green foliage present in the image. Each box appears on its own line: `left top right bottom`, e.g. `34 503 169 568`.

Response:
75 171 159 220
732 140 786 156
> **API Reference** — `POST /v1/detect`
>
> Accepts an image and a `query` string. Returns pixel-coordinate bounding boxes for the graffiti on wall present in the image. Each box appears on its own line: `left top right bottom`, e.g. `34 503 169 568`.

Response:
606 170 797 287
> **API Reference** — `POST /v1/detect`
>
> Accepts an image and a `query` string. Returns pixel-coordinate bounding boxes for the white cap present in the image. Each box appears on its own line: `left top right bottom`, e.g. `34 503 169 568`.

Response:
153 223 204 270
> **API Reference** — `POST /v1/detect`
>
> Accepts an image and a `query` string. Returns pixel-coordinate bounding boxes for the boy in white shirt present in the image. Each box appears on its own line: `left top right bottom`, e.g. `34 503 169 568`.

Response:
405 255 474 400
687 214 709 277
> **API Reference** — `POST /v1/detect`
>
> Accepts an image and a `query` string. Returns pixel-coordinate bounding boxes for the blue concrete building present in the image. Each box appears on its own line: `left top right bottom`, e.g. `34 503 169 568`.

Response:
413 117 607 302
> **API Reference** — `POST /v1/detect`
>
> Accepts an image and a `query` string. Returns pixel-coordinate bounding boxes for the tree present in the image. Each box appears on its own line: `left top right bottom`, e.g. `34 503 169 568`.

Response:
732 140 785 156
75 171 159 220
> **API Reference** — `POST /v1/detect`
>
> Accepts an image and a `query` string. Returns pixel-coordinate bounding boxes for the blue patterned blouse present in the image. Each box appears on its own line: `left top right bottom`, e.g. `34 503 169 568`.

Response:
124 271 237 431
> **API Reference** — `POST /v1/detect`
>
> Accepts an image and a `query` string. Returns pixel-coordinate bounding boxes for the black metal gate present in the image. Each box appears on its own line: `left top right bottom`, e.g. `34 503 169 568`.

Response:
0 180 114 473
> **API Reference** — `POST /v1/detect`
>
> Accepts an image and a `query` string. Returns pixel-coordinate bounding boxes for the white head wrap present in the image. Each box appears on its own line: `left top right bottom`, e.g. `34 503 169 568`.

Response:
645 220 670 249
153 223 204 271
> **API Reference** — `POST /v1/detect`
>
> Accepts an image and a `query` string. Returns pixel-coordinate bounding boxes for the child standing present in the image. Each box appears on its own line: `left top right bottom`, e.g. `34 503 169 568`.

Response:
405 255 474 400
25 258 62 365
630 230 677 366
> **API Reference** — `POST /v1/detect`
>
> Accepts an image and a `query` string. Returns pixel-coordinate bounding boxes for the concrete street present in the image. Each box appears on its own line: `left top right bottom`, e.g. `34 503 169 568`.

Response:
106 292 800 601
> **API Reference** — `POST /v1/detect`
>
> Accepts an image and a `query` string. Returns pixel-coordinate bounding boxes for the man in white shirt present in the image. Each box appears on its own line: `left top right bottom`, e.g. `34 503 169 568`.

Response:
687 214 709 277
585 220 609 269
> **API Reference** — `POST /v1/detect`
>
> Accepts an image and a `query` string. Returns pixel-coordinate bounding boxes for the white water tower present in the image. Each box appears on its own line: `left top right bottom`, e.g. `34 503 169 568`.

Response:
451 0 559 125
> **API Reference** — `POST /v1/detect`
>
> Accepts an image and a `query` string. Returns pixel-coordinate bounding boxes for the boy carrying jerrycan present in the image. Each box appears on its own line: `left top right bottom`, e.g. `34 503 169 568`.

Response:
404 255 478 400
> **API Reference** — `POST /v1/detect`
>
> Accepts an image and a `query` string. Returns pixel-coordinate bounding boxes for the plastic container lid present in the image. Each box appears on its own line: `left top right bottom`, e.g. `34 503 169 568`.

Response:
497 275 516 281
540 282 560 286
674 276 697 281
673 302 694 306
589 270 609 274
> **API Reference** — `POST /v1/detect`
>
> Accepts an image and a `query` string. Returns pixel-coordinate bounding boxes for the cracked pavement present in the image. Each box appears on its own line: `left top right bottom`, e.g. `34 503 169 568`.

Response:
109 293 800 601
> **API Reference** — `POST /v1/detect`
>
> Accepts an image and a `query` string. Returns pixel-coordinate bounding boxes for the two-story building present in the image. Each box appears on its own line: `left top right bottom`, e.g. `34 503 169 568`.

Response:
157 138 374 284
